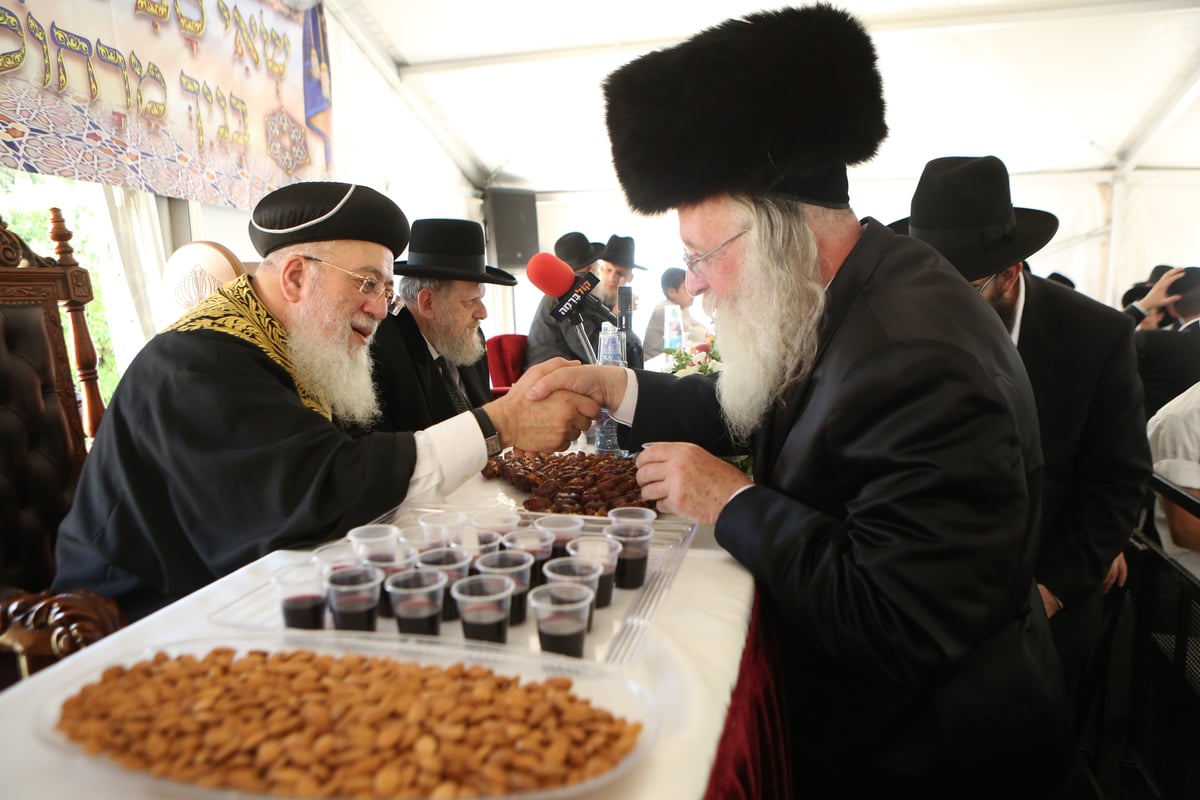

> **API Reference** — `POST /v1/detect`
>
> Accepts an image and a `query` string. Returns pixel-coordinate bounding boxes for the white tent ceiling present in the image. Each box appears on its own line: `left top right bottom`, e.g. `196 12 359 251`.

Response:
321 0 1200 306
330 0 1200 191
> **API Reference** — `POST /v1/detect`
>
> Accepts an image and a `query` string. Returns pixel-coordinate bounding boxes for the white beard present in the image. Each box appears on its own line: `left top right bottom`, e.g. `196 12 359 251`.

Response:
594 283 619 309
288 281 381 428
709 221 826 442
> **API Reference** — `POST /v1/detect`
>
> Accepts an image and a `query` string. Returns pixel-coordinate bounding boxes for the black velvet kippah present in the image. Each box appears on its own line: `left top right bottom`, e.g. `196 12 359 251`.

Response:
248 182 410 258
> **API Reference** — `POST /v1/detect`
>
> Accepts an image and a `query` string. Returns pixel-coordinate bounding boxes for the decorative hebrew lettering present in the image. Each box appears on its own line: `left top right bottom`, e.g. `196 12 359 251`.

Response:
172 0 205 38
262 27 288 77
178 70 202 146
25 12 50 87
0 6 25 75
228 91 249 146
94 39 131 108
214 86 229 142
136 61 166 118
230 6 259 67
50 23 98 98
133 0 169 23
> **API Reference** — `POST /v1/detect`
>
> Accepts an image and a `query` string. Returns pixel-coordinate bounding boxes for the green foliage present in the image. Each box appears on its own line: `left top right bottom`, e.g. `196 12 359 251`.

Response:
1 169 120 403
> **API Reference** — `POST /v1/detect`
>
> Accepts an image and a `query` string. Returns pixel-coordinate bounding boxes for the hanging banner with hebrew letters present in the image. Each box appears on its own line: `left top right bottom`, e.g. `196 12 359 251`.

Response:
0 0 333 210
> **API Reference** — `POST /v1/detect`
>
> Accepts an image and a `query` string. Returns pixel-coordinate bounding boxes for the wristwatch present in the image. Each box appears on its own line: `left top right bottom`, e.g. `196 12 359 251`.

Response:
471 407 502 457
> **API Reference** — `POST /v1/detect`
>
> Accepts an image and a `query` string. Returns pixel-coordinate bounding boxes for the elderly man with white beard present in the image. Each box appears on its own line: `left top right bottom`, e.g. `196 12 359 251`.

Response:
529 7 1072 798
53 182 598 621
367 218 517 433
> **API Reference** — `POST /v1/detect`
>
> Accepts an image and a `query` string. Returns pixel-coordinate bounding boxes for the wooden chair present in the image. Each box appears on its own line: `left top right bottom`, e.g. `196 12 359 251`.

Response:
0 208 121 686
485 333 527 397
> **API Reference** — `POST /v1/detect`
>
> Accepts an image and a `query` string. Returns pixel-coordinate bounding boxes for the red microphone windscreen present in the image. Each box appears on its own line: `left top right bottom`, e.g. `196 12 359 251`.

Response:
526 252 577 298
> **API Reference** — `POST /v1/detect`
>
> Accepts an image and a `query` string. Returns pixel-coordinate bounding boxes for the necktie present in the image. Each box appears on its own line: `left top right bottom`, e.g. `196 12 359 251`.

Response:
436 356 471 414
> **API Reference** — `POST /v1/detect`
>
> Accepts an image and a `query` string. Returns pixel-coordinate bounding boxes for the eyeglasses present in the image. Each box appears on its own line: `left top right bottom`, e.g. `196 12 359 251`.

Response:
301 255 398 314
682 229 750 278
974 273 997 294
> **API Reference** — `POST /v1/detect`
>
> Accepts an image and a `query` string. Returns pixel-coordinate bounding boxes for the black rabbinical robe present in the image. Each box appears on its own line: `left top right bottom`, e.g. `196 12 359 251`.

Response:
52 275 417 619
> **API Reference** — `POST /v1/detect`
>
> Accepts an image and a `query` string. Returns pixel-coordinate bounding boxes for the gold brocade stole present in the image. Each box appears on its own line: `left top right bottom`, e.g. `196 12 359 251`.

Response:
165 275 331 419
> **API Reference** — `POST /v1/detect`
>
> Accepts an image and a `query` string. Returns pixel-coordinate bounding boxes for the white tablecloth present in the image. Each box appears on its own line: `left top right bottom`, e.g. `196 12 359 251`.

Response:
0 496 753 799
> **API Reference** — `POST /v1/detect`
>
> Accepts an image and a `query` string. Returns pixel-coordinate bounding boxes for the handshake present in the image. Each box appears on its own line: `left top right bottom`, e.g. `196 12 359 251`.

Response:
477 359 629 455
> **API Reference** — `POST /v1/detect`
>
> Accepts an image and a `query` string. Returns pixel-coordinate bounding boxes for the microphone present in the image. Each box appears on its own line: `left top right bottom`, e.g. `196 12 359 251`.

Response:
526 252 618 325
617 286 633 332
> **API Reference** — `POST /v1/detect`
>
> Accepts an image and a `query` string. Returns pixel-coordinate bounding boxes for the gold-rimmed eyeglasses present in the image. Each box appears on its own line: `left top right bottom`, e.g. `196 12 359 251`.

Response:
682 229 750 278
301 255 399 314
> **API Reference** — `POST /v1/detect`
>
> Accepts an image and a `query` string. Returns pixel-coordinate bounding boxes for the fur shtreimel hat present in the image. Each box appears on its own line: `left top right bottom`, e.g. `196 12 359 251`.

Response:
603 4 887 214
249 182 410 258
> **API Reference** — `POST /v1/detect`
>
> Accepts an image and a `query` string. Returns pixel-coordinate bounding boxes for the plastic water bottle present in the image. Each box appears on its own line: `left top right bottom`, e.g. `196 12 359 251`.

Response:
595 324 625 455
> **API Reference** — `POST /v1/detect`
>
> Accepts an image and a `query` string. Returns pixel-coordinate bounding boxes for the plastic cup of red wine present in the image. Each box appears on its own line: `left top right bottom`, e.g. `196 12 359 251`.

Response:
474 549 534 626
566 536 622 608
528 582 594 659
606 506 657 526
502 528 555 589
384 568 447 637
533 514 585 560
471 510 521 536
272 561 326 630
603 523 654 590
324 564 384 632
312 541 358 576
450 530 502 569
449 574 515 645
543 557 603 631
417 547 472 622
418 511 469 552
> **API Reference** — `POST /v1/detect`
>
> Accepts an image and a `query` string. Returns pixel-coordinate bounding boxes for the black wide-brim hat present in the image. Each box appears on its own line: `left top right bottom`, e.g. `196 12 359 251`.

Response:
393 218 516 286
249 182 409 258
601 235 647 271
555 232 605 272
889 156 1059 281
604 5 887 213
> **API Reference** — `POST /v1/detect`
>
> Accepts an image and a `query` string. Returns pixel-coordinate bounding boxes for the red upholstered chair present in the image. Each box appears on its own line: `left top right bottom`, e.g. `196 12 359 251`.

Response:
486 333 528 398
0 208 122 687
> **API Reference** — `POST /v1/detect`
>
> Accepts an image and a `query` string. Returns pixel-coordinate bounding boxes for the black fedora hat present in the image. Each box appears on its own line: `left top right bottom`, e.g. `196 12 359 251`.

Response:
554 232 605 272
890 156 1059 281
601 235 647 271
249 182 410 258
394 219 516 286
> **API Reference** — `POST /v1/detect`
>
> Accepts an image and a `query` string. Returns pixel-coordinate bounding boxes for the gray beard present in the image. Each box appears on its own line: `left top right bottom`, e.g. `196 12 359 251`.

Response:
288 289 381 428
709 225 826 443
429 322 484 367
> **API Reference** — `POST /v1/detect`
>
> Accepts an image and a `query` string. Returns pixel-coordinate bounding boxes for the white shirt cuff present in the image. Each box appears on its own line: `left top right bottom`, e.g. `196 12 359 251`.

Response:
408 411 488 502
611 367 639 425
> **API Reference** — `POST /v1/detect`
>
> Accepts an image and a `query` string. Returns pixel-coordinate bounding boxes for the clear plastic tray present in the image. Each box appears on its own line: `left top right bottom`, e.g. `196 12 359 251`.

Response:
37 633 658 800
210 504 695 666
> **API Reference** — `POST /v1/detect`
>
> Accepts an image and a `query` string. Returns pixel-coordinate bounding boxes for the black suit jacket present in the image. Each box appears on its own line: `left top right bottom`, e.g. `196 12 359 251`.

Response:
524 294 644 368
1017 274 1149 607
1135 327 1200 419
625 220 1071 795
368 308 492 433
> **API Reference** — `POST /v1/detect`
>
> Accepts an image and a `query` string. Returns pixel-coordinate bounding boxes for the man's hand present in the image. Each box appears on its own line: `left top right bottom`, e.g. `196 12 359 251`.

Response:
1102 552 1128 593
1037 583 1062 620
526 364 629 411
483 359 600 454
635 443 752 526
1141 267 1185 311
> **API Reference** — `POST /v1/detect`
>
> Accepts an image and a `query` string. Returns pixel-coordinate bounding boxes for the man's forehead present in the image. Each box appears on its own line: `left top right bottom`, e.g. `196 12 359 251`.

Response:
326 241 392 278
